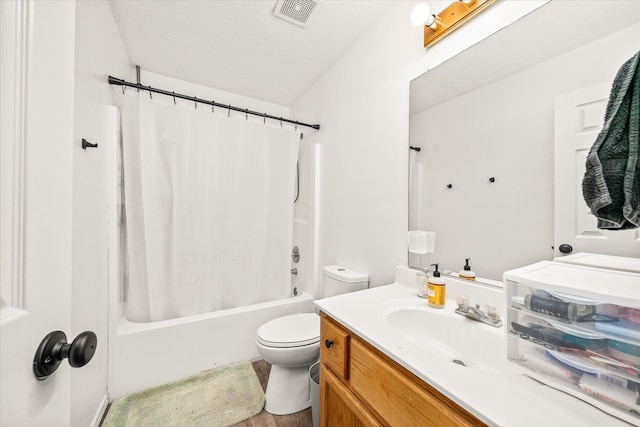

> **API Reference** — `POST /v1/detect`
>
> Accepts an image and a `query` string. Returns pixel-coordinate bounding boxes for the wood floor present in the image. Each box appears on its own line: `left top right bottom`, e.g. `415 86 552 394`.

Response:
231 359 314 427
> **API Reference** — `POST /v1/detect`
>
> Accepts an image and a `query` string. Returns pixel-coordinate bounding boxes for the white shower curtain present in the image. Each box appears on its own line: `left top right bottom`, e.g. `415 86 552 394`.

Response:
118 94 299 322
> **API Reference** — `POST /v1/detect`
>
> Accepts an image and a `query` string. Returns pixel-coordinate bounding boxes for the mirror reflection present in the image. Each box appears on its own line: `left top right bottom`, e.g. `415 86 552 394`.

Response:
409 1 640 282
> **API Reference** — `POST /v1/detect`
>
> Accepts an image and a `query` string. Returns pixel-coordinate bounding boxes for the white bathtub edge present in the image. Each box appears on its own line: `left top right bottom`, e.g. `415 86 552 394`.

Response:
108 292 314 399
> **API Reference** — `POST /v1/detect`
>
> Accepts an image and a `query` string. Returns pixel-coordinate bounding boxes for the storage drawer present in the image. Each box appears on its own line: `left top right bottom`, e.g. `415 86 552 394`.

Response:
349 337 483 427
504 261 640 426
321 314 350 380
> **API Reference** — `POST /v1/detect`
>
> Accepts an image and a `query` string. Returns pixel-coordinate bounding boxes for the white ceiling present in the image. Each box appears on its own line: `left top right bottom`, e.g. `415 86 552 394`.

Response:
109 0 396 106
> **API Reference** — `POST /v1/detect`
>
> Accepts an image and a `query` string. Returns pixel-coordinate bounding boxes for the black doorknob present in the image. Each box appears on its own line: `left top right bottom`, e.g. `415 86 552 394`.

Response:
325 339 334 348
558 244 573 254
33 330 97 380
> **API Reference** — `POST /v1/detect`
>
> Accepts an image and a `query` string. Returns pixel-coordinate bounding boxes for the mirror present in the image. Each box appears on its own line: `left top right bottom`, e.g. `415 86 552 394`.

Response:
409 1 640 282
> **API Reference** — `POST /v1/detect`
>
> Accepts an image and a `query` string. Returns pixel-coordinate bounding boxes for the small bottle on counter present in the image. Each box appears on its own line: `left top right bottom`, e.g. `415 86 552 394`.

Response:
459 258 476 281
427 263 446 309
417 271 428 298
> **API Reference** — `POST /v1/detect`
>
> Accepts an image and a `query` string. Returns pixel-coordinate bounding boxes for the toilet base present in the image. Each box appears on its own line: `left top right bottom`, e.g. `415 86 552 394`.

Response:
264 364 313 415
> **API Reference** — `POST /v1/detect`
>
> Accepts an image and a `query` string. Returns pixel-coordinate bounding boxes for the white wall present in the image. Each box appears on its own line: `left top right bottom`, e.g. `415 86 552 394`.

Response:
411 23 640 280
291 1 548 288
72 1 130 425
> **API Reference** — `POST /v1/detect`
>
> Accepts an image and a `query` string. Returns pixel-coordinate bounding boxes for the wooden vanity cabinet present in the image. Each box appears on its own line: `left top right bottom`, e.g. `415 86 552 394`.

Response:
319 313 485 427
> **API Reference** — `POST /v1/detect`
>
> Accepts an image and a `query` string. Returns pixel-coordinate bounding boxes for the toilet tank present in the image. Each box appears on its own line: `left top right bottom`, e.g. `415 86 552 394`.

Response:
322 265 369 298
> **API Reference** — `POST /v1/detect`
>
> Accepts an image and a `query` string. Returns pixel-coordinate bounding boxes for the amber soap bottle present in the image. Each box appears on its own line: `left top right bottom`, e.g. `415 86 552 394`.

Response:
427 263 446 308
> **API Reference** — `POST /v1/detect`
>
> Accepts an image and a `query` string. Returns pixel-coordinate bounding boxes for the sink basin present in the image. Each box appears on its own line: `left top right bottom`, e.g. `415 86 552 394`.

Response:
386 306 520 376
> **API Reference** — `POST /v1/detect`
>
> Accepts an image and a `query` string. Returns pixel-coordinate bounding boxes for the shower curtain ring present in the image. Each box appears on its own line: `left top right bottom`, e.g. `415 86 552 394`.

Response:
280 117 283 127
149 88 152 99
194 99 197 109
245 108 248 120
228 105 231 117
263 113 266 124
172 92 176 105
212 101 215 113
295 121 298 131
122 85 125 95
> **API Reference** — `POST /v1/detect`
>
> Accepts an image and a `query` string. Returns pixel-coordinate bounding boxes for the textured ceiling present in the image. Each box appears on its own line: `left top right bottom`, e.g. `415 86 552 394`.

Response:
109 0 396 106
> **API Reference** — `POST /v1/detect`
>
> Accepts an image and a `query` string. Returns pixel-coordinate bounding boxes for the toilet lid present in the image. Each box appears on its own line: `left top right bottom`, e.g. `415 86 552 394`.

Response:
256 313 320 348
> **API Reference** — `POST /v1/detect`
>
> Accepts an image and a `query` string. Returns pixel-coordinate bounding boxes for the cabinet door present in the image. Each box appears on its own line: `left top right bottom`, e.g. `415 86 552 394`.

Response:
350 338 484 427
320 364 383 427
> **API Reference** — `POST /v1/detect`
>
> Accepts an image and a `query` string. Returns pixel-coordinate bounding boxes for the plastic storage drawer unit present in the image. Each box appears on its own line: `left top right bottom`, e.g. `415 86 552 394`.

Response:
504 261 640 426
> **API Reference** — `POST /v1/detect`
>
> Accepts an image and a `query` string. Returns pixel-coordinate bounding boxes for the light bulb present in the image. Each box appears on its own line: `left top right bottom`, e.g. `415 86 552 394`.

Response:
411 3 431 27
410 2 439 29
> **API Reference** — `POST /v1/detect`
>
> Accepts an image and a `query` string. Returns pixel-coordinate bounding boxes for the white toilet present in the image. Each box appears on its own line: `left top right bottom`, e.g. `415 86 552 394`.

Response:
255 265 369 415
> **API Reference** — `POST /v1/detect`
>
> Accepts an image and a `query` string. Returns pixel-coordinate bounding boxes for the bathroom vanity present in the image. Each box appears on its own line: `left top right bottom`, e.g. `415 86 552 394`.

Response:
319 313 482 426
314 266 633 427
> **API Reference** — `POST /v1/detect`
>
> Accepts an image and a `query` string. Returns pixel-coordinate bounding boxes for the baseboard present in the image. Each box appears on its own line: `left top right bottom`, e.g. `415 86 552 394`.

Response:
90 394 110 427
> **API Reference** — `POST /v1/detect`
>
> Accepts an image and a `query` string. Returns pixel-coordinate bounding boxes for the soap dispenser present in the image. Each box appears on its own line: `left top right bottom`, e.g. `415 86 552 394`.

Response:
459 258 476 281
427 263 446 309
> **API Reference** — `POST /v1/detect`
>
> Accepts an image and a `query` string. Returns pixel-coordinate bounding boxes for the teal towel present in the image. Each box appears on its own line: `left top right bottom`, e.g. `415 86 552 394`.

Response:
583 51 640 230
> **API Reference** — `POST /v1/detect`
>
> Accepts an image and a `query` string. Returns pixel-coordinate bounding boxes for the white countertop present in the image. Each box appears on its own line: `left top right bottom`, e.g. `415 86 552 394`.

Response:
314 267 633 427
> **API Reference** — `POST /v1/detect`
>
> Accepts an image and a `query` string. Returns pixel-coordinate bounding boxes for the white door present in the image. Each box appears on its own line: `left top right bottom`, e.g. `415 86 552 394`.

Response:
554 82 640 258
1 1 77 425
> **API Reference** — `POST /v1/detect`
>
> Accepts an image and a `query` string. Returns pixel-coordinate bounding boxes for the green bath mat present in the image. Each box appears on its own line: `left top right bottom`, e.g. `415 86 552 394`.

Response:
103 361 265 427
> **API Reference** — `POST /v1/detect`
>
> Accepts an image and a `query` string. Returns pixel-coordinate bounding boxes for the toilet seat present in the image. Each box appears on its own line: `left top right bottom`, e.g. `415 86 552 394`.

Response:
256 313 320 348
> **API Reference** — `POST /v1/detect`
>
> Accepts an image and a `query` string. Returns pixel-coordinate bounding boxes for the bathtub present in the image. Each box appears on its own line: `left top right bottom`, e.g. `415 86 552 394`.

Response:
107 292 313 399
105 106 316 400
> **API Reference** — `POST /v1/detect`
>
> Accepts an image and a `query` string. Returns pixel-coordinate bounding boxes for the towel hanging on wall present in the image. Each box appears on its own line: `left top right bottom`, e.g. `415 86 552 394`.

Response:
582 50 640 230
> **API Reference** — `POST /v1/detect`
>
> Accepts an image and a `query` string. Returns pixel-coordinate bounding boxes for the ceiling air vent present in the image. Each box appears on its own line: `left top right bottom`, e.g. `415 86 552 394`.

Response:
273 0 320 28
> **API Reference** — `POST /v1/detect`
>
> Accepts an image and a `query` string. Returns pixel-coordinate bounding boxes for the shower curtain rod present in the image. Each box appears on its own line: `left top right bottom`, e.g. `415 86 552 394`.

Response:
108 75 321 130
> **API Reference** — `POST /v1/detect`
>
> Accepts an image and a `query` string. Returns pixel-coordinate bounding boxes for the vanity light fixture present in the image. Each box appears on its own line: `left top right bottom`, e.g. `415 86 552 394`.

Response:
411 0 495 48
